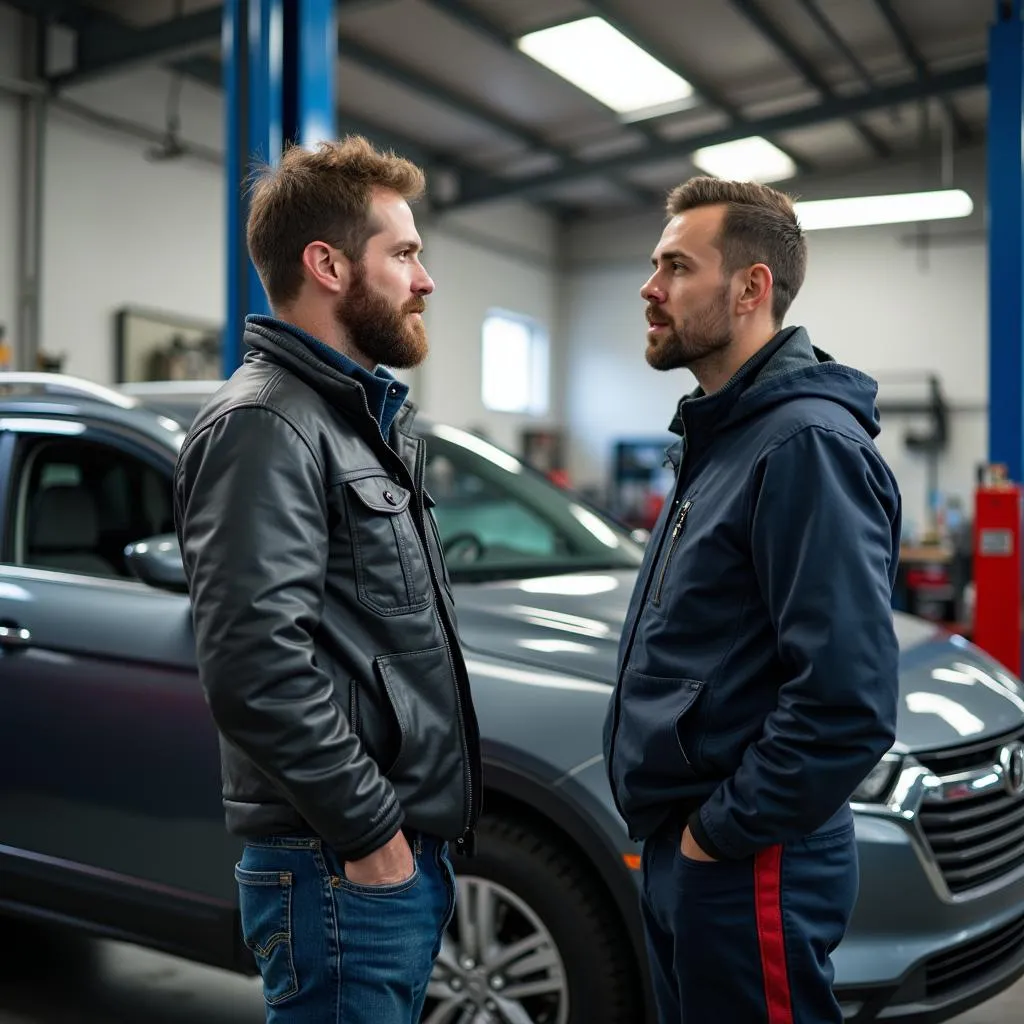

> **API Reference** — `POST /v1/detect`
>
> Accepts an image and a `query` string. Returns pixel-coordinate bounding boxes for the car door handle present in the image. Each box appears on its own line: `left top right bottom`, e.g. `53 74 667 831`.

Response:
0 625 32 648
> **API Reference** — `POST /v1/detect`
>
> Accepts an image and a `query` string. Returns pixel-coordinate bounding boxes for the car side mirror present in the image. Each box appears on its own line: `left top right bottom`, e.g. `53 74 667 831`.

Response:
124 533 188 593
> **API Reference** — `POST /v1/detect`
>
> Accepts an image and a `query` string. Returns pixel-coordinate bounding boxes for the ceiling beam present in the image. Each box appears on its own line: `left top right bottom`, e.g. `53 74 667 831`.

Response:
0 0 92 28
872 0 972 143
6 1 515 207
449 0 714 150
425 0 811 181
793 0 879 95
172 56 500 199
50 7 222 87
586 0 743 120
338 35 546 150
411 0 666 202
336 34 656 203
446 61 986 207
728 0 891 158
582 0 811 174
28 0 653 205
8 0 217 86
175 55 439 159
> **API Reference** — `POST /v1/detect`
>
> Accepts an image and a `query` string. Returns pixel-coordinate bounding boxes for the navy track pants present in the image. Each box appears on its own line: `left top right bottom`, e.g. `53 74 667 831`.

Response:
640 808 858 1024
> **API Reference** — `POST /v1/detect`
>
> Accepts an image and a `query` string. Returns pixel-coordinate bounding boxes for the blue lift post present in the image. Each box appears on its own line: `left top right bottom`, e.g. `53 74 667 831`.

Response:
988 0 1024 482
223 0 337 377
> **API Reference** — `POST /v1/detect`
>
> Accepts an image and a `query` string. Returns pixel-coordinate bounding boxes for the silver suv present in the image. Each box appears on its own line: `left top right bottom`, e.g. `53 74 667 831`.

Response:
0 372 1022 1023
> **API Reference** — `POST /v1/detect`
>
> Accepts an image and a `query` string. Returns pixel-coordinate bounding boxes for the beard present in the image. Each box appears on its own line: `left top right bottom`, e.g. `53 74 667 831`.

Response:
645 284 732 372
335 264 428 369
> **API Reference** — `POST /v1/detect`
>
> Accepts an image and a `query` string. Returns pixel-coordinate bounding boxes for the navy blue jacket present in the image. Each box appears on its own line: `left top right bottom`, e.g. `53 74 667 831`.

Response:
603 326 902 860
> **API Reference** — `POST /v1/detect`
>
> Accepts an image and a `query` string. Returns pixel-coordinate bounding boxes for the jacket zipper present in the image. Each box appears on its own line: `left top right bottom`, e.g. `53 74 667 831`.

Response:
605 425 688 836
349 679 360 737
652 500 693 607
355 390 478 851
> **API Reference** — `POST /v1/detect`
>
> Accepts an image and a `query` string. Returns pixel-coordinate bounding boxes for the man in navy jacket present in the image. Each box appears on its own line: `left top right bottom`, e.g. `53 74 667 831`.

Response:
603 177 902 1023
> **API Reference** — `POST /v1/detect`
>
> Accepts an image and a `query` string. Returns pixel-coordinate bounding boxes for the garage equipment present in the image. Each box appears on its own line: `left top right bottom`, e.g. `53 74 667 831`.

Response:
972 464 1023 675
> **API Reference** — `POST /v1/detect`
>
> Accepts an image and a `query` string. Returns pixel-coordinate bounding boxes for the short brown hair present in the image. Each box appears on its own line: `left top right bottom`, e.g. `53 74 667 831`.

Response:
666 177 807 326
246 135 427 308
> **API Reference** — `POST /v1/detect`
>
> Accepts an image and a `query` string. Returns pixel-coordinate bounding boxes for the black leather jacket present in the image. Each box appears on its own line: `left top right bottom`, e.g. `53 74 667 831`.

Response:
173 322 481 860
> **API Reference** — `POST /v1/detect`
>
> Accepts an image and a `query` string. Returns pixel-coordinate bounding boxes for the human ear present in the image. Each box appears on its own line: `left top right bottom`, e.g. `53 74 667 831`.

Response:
736 263 773 316
302 241 348 294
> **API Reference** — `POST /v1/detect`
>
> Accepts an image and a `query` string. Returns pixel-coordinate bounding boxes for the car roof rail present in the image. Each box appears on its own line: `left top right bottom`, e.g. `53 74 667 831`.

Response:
0 372 138 409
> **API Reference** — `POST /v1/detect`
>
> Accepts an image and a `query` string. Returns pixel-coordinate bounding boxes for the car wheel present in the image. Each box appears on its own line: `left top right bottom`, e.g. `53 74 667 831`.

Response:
423 814 639 1024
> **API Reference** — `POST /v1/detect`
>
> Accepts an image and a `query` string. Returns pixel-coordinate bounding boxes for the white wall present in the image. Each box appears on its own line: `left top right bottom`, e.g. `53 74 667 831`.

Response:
419 200 559 451
562 150 990 538
0 6 22 345
789 223 986 540
41 68 225 381
0 51 559 452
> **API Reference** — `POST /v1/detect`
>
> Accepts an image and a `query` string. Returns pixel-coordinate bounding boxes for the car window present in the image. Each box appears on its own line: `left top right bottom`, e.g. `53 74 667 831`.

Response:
9 436 173 579
426 428 644 580
428 454 563 560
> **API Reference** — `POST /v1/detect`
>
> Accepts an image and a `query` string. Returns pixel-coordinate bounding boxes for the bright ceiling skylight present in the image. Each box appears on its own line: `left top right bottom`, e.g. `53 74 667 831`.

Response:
692 136 797 183
795 189 974 230
516 16 694 118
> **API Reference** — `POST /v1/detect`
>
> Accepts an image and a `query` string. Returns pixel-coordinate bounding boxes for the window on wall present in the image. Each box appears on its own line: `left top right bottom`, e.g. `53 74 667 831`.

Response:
481 310 549 415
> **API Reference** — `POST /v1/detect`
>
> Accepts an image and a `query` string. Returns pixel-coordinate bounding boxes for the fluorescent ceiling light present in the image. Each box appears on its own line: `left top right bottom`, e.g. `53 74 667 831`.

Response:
794 189 973 231
692 137 797 183
516 16 693 117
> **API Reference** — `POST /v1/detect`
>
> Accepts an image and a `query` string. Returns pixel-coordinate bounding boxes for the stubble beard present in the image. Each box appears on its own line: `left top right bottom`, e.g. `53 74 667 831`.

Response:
645 285 732 373
335 263 428 370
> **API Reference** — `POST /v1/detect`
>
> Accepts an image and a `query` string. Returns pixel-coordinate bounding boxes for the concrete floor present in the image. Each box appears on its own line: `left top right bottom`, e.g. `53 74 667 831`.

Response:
0 927 1019 1024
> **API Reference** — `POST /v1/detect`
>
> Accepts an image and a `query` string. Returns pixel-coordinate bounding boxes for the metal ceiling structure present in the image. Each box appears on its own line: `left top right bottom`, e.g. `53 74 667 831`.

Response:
0 0 992 216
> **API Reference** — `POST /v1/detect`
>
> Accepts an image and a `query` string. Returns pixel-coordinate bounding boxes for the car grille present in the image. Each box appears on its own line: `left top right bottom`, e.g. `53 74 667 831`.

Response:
915 729 1024 894
925 910 1024 998
915 729 1023 776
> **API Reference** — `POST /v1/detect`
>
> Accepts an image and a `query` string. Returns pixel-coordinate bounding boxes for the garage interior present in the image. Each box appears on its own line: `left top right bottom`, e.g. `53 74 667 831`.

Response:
0 2 1023 1023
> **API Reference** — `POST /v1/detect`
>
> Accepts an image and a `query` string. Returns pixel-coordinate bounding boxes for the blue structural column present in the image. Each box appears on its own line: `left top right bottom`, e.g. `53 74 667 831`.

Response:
223 0 337 376
988 0 1024 482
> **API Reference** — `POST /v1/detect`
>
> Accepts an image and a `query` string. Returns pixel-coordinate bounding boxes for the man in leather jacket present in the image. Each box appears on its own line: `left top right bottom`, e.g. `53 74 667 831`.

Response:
174 136 481 1023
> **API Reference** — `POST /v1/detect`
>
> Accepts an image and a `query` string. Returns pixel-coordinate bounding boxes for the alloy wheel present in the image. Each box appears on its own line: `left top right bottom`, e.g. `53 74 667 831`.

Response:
423 875 570 1024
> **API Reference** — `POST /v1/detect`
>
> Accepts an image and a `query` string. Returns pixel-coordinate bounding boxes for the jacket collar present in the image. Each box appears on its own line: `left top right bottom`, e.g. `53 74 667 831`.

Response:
242 320 420 439
668 326 807 443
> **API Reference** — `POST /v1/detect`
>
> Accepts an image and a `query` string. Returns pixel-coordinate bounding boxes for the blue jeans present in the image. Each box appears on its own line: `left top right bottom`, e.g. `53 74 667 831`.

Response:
235 832 457 1023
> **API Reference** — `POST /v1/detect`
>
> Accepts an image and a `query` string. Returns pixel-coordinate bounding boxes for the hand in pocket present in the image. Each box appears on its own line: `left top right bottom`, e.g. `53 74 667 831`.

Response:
344 831 416 886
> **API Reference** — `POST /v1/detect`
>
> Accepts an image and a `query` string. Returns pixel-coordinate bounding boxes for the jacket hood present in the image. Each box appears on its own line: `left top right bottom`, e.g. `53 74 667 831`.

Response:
670 326 882 443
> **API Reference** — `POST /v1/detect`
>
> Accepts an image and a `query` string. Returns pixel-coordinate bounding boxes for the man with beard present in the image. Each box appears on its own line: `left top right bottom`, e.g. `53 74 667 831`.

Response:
174 136 480 1023
603 178 902 1023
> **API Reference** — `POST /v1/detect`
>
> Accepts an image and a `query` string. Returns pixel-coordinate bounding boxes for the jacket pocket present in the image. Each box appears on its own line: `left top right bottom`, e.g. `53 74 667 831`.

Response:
234 866 299 1006
348 676 401 777
373 646 466 833
613 669 704 785
343 474 432 616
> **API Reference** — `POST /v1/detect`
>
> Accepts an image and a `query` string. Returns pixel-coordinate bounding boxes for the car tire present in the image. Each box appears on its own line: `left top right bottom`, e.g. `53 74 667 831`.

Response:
424 813 640 1024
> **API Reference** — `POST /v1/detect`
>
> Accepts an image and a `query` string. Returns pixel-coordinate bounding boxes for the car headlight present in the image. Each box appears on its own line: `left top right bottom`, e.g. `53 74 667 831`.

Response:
851 753 902 803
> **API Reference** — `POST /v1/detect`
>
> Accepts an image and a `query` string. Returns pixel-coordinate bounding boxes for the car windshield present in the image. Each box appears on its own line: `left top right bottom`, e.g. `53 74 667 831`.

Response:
131 388 645 582
424 425 644 581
